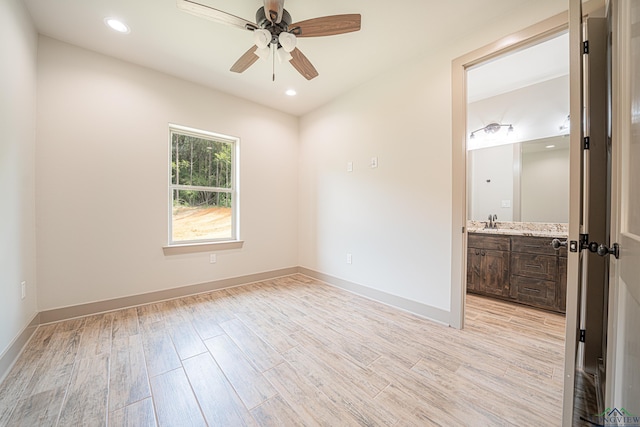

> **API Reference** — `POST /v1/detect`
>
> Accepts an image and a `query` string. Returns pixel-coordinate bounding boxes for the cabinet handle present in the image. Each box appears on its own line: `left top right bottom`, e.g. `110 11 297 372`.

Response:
475 249 480 256
481 250 486 256
523 287 541 294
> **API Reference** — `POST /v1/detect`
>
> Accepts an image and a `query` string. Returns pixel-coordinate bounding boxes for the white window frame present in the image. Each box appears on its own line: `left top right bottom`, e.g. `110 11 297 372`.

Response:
165 124 241 253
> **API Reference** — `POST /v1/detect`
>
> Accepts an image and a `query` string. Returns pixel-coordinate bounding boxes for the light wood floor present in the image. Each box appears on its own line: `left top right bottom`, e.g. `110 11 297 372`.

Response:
0 274 566 426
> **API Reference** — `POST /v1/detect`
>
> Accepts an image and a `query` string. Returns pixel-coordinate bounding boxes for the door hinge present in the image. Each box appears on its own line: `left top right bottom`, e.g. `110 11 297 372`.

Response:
584 137 590 150
462 226 466 234
583 41 589 54
579 329 586 342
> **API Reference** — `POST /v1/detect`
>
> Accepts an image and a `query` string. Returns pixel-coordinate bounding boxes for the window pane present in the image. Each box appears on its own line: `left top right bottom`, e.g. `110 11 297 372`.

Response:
171 133 233 188
172 190 232 241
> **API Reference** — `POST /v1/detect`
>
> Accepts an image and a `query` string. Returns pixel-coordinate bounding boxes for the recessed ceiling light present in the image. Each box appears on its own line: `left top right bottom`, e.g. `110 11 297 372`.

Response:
546 145 556 149
105 18 130 34
285 89 297 97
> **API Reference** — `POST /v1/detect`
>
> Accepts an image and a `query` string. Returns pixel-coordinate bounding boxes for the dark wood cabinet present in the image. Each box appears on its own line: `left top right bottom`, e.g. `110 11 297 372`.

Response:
467 234 510 298
467 233 567 313
510 235 565 313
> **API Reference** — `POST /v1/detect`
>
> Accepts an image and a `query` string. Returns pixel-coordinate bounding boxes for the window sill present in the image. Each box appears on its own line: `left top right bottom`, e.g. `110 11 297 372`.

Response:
163 240 244 256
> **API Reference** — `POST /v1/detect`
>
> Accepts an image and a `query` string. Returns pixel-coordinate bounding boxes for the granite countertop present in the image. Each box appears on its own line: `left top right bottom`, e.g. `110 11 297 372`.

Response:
467 221 568 238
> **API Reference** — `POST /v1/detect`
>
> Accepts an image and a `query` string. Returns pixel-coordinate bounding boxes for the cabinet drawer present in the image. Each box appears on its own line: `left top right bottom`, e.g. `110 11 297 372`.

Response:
510 275 556 308
511 235 557 256
468 233 510 251
511 253 558 281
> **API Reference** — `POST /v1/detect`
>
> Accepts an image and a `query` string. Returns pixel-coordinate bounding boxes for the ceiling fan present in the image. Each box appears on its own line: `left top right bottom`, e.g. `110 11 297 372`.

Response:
177 0 361 80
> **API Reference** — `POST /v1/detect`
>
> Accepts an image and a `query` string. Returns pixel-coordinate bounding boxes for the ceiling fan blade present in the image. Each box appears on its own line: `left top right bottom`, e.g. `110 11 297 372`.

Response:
290 48 318 80
177 0 257 31
230 46 260 73
289 14 361 37
264 0 284 23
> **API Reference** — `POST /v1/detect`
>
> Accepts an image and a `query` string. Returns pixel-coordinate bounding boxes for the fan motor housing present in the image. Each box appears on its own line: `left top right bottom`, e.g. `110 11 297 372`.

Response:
256 6 291 33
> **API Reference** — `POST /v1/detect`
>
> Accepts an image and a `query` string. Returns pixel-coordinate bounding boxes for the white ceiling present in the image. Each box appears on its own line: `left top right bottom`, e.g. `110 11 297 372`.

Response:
467 32 569 103
23 0 543 116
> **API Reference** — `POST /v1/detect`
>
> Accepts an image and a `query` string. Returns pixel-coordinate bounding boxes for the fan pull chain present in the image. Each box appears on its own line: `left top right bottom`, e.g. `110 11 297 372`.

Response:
272 44 276 81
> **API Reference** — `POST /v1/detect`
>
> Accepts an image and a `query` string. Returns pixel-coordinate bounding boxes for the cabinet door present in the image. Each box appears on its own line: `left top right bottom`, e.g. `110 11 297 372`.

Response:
480 250 510 297
467 248 482 292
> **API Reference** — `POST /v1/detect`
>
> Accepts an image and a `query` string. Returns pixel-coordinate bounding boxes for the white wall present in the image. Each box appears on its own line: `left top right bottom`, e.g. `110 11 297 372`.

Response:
299 56 454 312
35 37 299 311
0 0 38 357
298 1 567 320
467 75 570 149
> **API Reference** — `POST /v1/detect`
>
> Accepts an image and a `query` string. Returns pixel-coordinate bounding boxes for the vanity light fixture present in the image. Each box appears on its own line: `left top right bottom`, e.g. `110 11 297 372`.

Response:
105 18 130 34
469 122 514 139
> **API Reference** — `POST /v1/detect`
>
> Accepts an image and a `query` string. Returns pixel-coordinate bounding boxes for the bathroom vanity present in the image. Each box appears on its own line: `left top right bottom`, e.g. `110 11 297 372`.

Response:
466 222 568 313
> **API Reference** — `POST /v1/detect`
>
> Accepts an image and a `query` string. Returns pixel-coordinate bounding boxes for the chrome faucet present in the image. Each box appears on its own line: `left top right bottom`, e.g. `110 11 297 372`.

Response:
487 214 498 229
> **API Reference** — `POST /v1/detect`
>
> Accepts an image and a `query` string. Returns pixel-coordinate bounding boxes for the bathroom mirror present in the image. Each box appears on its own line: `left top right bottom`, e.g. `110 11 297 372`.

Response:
467 135 570 223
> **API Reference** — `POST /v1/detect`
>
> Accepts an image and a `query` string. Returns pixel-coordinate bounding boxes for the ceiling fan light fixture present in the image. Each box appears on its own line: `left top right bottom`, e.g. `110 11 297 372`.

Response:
278 32 297 53
254 29 272 49
177 0 361 80
255 46 271 61
276 47 292 63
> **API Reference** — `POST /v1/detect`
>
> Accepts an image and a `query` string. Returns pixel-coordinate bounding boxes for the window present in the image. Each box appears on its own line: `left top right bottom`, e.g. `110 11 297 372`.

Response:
169 124 238 245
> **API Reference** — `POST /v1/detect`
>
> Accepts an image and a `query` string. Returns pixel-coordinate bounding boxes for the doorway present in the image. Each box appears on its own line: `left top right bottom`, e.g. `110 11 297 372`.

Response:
450 13 569 329
465 32 570 318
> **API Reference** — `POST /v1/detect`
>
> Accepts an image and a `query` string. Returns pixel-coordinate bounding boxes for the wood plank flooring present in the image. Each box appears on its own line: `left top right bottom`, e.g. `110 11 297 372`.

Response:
0 274 566 426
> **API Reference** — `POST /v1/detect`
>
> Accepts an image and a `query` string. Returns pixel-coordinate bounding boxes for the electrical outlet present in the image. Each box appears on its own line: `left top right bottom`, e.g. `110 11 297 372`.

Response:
346 253 352 264
21 281 26 300
209 254 217 264
347 161 353 172
370 156 378 168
